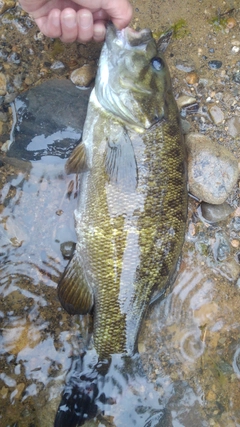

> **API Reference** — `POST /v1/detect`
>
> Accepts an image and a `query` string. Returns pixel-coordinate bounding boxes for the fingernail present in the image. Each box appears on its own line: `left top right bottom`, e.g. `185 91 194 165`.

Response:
93 26 105 41
63 13 76 28
79 12 92 29
52 14 59 27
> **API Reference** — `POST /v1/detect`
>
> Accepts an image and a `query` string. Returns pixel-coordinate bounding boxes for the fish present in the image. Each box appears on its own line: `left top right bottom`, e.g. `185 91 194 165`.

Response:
55 23 188 426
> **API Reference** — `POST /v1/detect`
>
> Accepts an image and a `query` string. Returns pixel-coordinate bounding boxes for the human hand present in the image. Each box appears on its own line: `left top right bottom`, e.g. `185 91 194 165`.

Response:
19 0 133 43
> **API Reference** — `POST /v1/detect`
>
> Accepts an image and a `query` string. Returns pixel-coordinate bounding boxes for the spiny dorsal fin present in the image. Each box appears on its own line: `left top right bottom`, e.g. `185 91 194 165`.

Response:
104 129 138 192
58 252 94 315
65 143 89 175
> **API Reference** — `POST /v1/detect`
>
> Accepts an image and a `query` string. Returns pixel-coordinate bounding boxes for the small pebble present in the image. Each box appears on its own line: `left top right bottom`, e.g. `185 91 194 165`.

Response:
0 0 15 15
233 71 240 84
185 72 199 85
175 58 195 72
176 95 197 110
60 241 76 259
226 17 237 29
231 239 239 248
70 64 96 87
208 105 225 125
227 116 240 137
232 46 240 54
7 52 21 65
50 61 65 70
0 72 7 96
200 202 234 223
208 60 222 70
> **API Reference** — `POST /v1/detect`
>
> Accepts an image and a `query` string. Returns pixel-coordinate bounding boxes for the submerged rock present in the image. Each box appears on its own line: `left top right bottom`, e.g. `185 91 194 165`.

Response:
8 79 91 161
185 133 239 204
199 202 234 223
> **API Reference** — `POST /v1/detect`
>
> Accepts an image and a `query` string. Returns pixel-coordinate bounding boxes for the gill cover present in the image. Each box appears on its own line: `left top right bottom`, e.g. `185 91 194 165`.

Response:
95 24 172 130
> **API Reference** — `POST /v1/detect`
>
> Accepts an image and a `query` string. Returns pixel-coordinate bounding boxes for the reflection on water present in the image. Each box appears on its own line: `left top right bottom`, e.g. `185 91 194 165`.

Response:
0 82 240 427
0 154 79 426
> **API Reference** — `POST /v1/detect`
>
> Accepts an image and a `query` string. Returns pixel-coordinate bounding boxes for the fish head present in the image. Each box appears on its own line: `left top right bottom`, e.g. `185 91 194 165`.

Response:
95 24 173 130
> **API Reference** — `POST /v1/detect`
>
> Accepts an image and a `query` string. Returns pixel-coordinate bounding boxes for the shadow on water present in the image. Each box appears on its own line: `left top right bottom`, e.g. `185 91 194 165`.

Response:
0 79 240 427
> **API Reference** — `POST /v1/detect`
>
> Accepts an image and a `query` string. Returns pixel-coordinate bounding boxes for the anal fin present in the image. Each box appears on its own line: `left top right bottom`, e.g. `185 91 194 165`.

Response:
58 251 93 315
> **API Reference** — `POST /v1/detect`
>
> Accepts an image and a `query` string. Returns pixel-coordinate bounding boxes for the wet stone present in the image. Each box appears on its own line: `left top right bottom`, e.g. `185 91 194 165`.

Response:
208 60 222 70
70 64 97 87
7 79 91 161
185 71 199 85
60 241 76 260
50 61 65 70
0 0 15 15
176 95 197 110
227 116 240 138
233 71 240 84
208 105 225 125
212 232 230 262
185 133 239 204
7 52 21 65
175 58 195 72
0 72 7 96
200 202 234 223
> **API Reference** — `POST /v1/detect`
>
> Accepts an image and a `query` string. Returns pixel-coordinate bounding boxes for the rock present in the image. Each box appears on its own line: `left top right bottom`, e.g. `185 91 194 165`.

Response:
60 241 76 259
208 105 225 125
185 72 199 85
7 79 91 161
175 58 195 72
50 61 65 70
199 202 234 223
232 46 240 54
208 60 222 70
70 64 97 87
227 116 240 137
0 72 7 96
0 0 15 15
181 119 191 135
232 71 240 84
185 133 239 204
176 95 197 110
226 17 237 29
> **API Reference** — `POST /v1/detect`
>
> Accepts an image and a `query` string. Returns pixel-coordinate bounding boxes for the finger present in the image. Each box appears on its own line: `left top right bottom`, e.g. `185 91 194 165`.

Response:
92 9 109 22
93 21 106 42
105 0 133 29
60 8 78 43
76 9 94 43
35 8 62 38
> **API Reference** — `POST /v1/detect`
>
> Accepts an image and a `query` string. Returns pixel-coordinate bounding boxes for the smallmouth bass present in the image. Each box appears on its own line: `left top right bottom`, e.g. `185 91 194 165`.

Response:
55 24 187 426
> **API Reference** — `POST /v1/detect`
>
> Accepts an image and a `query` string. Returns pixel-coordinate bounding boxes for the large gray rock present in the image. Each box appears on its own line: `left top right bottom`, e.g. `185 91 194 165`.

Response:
8 78 91 161
185 133 239 204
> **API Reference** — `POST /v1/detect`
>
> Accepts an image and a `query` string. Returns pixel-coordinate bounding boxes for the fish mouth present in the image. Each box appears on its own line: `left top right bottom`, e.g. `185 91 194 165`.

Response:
106 23 152 49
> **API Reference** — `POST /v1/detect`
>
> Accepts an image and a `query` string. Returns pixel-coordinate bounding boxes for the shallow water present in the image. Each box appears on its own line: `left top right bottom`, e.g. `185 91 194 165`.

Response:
0 0 240 426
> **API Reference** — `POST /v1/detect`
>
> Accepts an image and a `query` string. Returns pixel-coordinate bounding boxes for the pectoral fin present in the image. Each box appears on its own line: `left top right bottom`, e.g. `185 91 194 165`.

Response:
105 128 138 192
65 143 89 175
58 252 93 315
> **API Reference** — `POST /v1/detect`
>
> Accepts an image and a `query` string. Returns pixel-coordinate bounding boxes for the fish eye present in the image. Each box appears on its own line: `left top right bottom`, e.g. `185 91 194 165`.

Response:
151 57 164 71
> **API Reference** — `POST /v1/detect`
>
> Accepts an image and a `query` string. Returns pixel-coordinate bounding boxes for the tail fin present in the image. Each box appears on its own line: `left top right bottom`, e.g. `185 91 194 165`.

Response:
55 352 167 426
54 355 100 427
